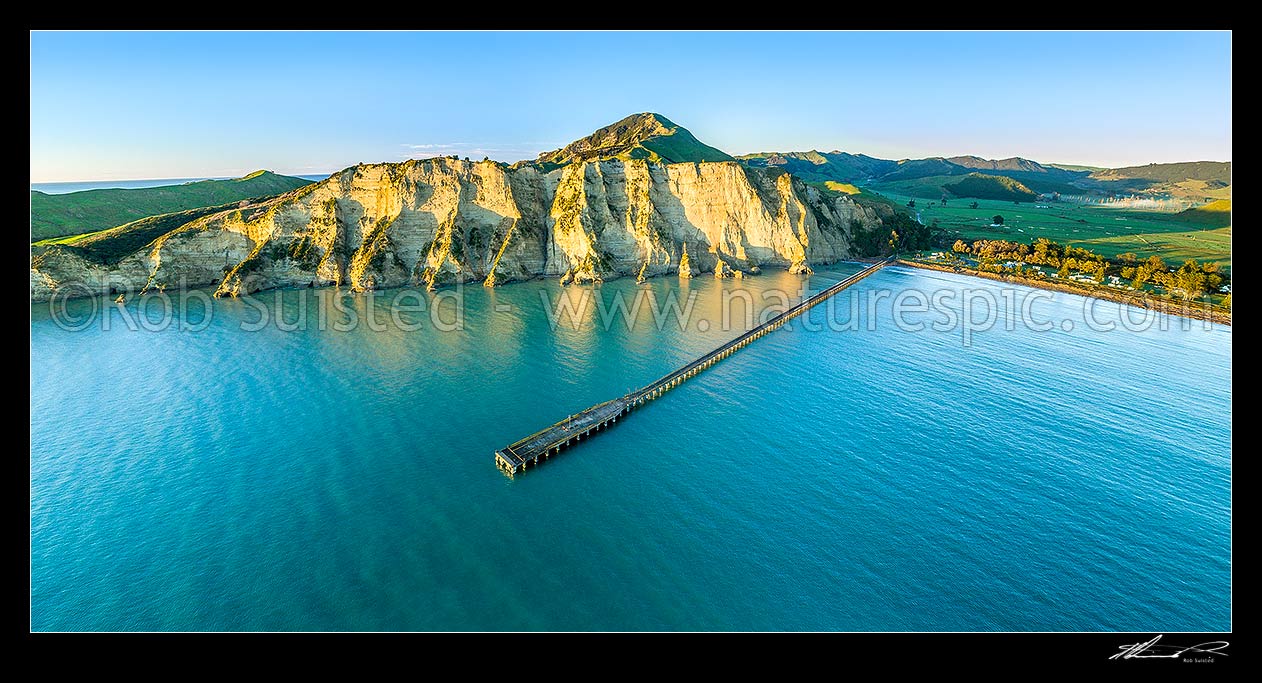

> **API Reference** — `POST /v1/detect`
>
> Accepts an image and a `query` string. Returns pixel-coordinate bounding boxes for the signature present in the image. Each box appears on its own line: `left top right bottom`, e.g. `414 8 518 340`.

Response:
1111 635 1230 660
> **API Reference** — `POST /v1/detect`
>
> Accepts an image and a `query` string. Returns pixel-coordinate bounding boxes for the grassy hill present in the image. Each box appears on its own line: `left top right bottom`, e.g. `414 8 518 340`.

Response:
1074 227 1232 268
852 156 1084 196
1047 163 1107 172
1090 161 1231 184
871 172 1040 202
36 202 249 265
1175 199 1232 228
879 158 966 182
31 170 312 242
1082 161 1232 199
870 174 958 199
822 181 861 194
733 147 1229 203
943 173 1040 202
534 113 732 167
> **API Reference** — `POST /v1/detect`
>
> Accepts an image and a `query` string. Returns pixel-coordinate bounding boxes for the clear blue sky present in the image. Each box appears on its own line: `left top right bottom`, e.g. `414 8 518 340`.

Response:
30 31 1231 182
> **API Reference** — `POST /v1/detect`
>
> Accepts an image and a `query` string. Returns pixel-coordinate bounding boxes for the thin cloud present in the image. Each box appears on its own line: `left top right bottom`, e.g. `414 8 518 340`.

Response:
403 143 472 150
399 142 560 162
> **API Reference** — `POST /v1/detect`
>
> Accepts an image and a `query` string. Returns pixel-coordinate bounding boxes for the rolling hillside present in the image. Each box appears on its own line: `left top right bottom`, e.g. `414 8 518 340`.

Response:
1176 199 1232 228
874 172 1040 202
942 173 1039 202
36 201 263 265
31 170 313 242
1090 161 1231 184
1082 161 1231 199
736 150 1231 203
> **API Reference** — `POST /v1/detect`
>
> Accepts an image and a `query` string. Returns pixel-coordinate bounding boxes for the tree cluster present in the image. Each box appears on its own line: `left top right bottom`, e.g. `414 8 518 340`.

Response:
950 238 1226 296
853 212 942 257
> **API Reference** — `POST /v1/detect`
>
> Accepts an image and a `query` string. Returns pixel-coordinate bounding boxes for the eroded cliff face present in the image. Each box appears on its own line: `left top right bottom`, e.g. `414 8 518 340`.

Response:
31 158 882 301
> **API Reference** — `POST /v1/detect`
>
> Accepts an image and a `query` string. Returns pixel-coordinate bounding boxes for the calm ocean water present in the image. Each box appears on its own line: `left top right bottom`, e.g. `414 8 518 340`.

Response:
30 266 1231 631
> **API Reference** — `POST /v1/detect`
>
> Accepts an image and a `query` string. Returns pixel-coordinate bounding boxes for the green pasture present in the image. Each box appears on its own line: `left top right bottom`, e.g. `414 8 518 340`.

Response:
875 190 1232 268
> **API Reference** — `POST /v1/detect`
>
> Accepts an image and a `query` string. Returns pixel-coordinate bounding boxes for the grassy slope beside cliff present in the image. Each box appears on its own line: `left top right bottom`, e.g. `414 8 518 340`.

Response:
40 201 262 265
31 170 313 242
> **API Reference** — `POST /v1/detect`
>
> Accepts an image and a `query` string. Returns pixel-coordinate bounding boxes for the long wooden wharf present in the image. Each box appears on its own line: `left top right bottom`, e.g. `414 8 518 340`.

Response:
494 258 891 476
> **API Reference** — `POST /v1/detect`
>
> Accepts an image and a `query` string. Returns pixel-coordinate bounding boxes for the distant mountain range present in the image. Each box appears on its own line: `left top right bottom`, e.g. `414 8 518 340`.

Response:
738 149 1230 202
738 151 897 184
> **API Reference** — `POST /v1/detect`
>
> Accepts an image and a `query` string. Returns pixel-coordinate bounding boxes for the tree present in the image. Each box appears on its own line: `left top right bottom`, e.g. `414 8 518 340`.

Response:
1118 252 1138 265
992 215 1004 225
1031 237 1059 264
969 202 979 209
907 199 916 208
952 239 970 254
1132 266 1153 289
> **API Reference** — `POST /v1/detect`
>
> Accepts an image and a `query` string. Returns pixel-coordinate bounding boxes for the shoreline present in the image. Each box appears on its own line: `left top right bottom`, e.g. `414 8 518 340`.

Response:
30 257 874 306
897 259 1232 327
31 259 1234 329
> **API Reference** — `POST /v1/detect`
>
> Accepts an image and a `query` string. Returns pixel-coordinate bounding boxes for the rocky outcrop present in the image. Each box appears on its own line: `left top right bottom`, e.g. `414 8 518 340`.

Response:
31 157 883 301
678 243 694 279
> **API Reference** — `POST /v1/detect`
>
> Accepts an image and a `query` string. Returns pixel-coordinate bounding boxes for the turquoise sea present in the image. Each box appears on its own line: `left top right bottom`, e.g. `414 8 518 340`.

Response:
30 265 1231 631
